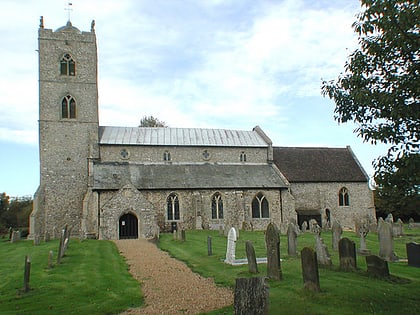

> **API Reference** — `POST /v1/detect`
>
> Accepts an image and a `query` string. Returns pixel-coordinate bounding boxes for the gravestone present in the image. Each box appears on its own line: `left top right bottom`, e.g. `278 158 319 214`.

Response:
10 230 21 243
287 222 298 257
301 247 320 292
358 223 371 255
385 213 394 224
207 236 212 256
309 219 318 233
392 219 404 237
301 221 308 233
406 242 420 268
408 218 414 229
33 234 40 246
246 240 258 274
173 230 177 240
339 238 357 271
366 255 389 278
44 231 50 242
332 220 342 251
378 220 398 262
180 229 186 242
225 227 237 264
23 255 31 293
265 223 282 280
234 277 269 315
314 225 332 267
279 222 288 235
218 225 224 237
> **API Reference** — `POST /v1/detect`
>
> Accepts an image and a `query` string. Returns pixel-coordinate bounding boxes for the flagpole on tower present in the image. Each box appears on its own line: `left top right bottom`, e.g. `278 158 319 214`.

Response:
65 2 73 22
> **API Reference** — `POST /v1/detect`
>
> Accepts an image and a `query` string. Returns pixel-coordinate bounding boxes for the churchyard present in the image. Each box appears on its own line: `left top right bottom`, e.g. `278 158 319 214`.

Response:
1 222 420 314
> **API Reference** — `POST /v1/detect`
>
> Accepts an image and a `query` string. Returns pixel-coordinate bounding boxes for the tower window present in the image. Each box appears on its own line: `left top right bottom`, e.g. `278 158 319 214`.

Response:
60 53 75 76
163 151 171 161
240 151 247 162
62 95 76 119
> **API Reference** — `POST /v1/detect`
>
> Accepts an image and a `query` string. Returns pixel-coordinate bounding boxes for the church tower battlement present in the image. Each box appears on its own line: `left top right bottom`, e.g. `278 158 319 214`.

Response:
29 17 99 238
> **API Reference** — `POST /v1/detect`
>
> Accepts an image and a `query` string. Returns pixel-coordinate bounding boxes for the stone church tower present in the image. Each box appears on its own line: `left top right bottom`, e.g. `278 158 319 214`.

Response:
29 18 99 238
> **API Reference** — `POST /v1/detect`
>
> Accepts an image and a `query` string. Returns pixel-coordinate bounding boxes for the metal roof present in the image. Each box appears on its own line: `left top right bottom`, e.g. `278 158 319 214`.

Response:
93 163 288 190
98 126 269 147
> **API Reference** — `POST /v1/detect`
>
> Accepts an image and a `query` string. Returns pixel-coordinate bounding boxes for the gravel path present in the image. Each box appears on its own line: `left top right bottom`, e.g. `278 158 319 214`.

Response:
114 239 233 315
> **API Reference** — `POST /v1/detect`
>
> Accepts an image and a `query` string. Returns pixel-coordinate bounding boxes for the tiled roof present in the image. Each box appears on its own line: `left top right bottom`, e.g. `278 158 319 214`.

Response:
273 146 368 183
99 126 269 147
93 163 288 190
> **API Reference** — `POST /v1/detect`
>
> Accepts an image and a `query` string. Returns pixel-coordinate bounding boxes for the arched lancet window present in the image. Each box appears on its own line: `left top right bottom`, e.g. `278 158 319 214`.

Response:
240 151 247 162
252 193 269 218
60 53 76 76
339 187 350 206
167 193 180 220
62 95 76 119
163 151 171 161
211 193 223 219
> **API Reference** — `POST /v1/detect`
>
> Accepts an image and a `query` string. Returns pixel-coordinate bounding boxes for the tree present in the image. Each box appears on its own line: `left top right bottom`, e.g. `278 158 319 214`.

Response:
139 115 167 127
321 0 420 217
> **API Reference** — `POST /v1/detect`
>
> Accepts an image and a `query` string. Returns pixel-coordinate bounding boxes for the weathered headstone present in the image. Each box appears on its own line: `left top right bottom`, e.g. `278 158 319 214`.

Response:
180 229 186 242
266 223 282 280
314 225 332 267
385 213 394 224
245 240 258 274
33 234 40 246
44 231 50 242
408 218 415 229
225 227 237 264
301 247 320 292
366 255 389 278
378 220 398 262
309 219 318 233
339 238 357 271
234 277 269 315
279 222 288 235
10 230 21 243
406 242 420 268
218 225 224 237
332 220 342 251
358 223 371 255
23 255 31 292
287 222 298 257
392 219 404 237
207 236 212 256
173 230 177 240
57 226 67 264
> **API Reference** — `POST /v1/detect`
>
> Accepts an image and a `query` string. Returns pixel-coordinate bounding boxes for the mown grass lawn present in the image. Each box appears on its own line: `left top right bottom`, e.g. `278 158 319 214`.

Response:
0 239 142 315
158 228 420 315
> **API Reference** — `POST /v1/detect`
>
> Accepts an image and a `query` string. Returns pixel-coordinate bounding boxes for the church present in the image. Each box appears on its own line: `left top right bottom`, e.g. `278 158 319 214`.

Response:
29 18 376 240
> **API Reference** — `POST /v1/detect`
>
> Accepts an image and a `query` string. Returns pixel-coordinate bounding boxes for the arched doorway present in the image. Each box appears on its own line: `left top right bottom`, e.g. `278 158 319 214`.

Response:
119 213 138 239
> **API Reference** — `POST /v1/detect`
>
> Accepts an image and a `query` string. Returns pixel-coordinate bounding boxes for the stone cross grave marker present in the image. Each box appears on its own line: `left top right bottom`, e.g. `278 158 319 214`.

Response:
332 220 342 251
301 247 320 292
245 240 258 274
287 222 298 257
358 223 371 255
314 225 332 267
406 242 420 268
266 222 282 280
366 255 390 279
225 227 237 264
378 219 398 262
234 277 269 315
339 238 357 271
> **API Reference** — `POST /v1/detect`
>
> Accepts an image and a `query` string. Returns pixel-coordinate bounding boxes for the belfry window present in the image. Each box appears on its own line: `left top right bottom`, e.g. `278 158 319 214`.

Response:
252 193 269 218
240 151 247 162
339 187 350 206
60 53 75 76
167 193 180 220
163 151 171 161
62 95 76 119
211 193 224 219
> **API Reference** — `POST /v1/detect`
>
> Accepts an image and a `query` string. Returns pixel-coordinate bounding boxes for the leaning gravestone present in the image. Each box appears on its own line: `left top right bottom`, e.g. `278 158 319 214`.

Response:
332 220 342 251
339 238 357 271
23 255 31 293
314 225 332 267
287 222 298 257
246 240 258 274
378 219 398 262
301 247 320 292
225 227 237 264
366 255 390 278
234 277 269 315
266 223 282 280
406 242 420 268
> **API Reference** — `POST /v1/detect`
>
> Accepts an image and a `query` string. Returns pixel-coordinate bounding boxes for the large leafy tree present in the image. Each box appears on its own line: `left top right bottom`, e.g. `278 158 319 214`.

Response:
322 0 419 217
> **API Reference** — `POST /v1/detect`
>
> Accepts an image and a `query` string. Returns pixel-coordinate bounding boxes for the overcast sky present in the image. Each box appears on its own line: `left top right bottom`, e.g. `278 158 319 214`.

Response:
0 0 388 197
